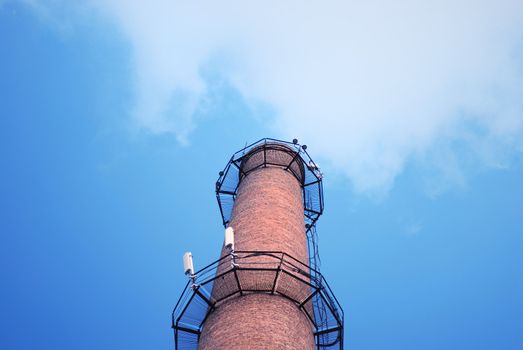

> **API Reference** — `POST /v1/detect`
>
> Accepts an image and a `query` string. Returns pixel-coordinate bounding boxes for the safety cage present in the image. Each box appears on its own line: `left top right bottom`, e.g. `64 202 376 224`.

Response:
171 251 344 349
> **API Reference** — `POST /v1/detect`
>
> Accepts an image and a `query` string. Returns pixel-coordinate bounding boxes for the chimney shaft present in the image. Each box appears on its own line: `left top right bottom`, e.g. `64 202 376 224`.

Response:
199 145 315 350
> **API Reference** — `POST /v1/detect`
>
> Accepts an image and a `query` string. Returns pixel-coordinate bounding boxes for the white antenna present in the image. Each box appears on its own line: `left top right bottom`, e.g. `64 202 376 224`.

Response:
182 252 194 276
225 227 235 251
225 227 238 268
308 161 323 179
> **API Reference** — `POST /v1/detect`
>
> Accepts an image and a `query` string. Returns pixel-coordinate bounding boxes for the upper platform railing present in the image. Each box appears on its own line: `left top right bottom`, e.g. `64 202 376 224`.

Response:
215 138 324 233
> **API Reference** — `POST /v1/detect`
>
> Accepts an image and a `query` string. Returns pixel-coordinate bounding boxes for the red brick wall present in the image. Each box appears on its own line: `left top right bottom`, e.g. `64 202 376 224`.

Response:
229 167 308 262
199 146 314 349
199 294 315 350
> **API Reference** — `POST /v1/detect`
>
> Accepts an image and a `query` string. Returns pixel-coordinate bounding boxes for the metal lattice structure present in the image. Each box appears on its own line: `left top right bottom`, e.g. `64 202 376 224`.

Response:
215 138 324 232
172 251 344 349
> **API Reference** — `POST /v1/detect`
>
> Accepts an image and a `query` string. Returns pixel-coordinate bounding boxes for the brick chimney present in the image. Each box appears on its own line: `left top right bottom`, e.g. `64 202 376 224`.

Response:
199 143 314 349
171 139 343 350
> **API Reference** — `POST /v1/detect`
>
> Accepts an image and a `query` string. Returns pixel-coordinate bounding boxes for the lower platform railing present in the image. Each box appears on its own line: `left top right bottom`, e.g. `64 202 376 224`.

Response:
171 251 344 350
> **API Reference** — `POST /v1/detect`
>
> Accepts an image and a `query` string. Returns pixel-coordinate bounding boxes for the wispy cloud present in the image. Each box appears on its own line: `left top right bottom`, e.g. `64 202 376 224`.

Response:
25 0 523 193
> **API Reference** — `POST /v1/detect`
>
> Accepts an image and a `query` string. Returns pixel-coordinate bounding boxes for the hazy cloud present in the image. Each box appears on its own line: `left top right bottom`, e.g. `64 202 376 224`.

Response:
26 0 523 193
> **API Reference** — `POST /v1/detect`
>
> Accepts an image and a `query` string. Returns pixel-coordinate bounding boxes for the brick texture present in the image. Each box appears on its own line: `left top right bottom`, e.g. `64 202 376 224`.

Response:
199 294 314 350
229 167 308 263
199 145 314 350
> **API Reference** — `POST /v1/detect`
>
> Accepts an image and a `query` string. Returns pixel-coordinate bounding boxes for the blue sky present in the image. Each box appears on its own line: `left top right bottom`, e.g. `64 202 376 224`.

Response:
1 1 523 349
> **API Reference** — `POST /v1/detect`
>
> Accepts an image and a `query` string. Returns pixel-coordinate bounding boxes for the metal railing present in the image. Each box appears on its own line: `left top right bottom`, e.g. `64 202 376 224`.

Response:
215 138 324 232
172 251 344 350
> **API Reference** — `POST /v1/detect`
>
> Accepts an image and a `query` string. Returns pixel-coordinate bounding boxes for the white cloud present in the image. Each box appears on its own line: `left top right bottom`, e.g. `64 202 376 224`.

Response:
26 0 523 193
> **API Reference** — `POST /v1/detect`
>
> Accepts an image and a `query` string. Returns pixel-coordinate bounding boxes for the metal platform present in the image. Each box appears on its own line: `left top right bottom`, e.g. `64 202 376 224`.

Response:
171 251 344 350
215 138 324 232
